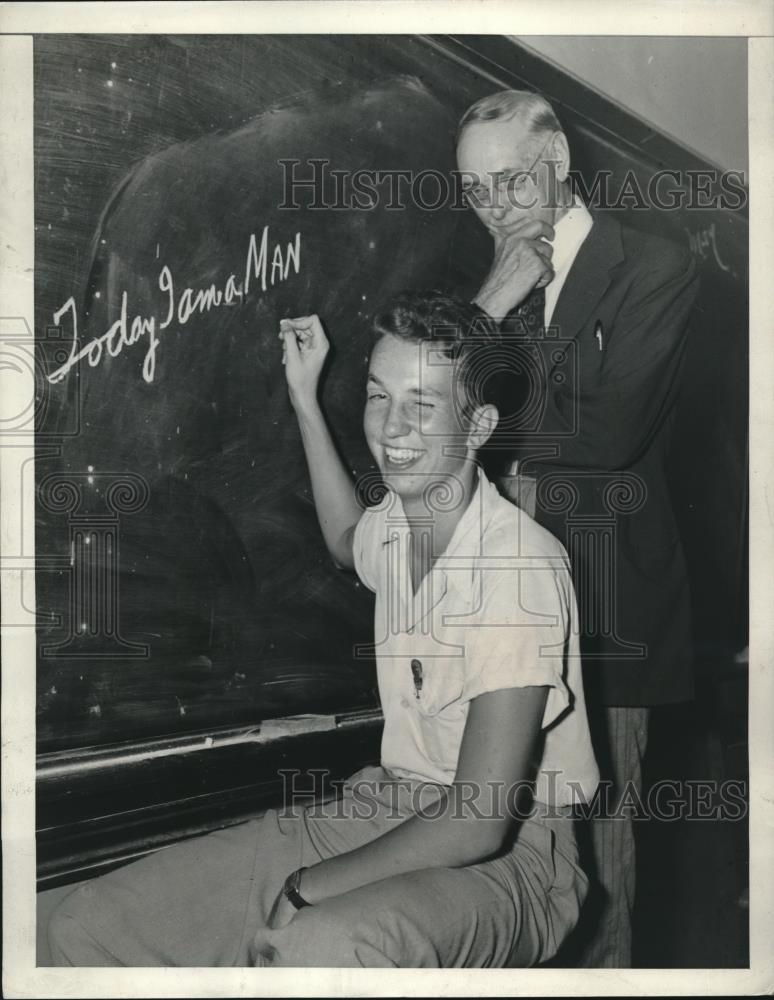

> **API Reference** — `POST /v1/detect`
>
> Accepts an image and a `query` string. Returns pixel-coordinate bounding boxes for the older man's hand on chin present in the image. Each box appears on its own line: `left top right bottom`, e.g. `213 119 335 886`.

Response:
473 217 555 319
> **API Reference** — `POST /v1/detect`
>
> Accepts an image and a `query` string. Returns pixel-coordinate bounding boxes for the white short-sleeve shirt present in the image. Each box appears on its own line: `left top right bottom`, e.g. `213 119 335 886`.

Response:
353 469 599 808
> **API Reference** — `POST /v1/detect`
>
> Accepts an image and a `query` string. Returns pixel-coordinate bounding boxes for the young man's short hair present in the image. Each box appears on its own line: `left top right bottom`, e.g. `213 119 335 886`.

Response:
371 290 507 420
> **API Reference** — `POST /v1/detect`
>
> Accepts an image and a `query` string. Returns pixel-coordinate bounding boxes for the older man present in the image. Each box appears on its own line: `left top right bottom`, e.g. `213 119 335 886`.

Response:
456 89 700 968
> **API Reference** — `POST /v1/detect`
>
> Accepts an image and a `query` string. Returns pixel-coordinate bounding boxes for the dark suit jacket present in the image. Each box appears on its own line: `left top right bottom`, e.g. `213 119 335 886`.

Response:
511 210 700 707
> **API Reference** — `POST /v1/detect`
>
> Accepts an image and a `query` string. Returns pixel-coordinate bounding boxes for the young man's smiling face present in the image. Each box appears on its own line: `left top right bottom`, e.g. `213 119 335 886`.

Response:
363 333 481 507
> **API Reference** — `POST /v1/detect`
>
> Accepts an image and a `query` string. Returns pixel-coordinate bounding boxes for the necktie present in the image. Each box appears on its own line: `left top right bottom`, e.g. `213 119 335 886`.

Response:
503 285 545 335
496 284 548 489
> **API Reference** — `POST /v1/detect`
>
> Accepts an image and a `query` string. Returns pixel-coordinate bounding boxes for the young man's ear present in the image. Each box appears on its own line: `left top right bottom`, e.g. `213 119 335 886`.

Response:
468 403 499 452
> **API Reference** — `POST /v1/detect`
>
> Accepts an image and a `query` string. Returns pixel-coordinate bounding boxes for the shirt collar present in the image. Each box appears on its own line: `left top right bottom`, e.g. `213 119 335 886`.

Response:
381 468 501 627
551 196 593 279
439 466 500 563
383 466 499 563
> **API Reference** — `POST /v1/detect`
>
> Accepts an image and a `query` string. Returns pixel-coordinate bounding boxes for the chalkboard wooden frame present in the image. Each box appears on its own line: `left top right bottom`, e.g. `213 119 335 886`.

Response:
37 708 383 889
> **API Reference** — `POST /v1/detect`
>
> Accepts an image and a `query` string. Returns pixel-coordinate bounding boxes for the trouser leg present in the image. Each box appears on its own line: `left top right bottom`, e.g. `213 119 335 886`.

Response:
255 865 526 968
252 815 586 969
48 808 300 967
578 705 650 968
46 766 404 967
48 766 588 969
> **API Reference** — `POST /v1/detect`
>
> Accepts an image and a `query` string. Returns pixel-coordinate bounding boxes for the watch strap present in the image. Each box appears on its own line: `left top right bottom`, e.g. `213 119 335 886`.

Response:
282 867 311 909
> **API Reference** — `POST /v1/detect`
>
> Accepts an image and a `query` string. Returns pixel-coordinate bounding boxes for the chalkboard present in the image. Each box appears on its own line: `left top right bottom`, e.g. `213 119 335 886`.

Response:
36 36 471 753
35 34 747 880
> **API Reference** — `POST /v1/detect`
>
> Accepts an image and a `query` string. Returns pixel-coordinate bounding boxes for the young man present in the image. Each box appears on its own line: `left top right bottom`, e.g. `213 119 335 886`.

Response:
49 292 598 968
456 90 700 966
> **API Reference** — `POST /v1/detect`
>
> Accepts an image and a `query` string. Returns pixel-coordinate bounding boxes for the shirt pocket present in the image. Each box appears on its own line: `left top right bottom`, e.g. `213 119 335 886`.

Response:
413 655 467 771
414 654 466 715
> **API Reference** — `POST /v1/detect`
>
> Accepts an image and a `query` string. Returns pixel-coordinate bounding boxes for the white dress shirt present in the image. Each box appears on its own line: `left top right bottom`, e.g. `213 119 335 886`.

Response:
507 197 595 489
543 197 594 326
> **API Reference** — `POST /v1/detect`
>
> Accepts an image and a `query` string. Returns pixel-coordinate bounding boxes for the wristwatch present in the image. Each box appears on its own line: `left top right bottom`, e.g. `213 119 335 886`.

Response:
282 867 311 909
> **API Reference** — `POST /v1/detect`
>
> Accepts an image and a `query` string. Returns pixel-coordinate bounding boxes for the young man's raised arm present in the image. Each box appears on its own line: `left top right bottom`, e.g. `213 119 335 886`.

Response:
280 315 362 570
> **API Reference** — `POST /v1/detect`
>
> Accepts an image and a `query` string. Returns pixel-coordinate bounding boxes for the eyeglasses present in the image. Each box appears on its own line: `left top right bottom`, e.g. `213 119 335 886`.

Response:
463 132 555 210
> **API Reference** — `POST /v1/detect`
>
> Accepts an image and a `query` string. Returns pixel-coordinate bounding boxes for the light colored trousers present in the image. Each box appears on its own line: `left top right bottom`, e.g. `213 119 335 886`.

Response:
579 705 650 968
49 765 588 968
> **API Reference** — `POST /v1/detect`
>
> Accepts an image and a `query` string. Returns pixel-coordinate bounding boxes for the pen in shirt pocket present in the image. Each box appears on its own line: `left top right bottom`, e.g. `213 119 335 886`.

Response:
410 658 423 698
594 320 604 352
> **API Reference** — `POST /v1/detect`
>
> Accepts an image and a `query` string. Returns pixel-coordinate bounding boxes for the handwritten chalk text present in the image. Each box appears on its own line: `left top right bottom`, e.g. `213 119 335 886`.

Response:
47 227 302 385
684 222 731 274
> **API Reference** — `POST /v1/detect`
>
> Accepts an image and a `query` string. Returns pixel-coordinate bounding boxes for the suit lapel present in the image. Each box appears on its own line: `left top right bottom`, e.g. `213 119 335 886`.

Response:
550 210 625 341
